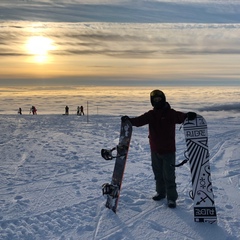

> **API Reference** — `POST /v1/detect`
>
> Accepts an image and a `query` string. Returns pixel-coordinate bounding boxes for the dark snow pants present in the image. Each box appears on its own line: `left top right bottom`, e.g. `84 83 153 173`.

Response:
151 151 178 201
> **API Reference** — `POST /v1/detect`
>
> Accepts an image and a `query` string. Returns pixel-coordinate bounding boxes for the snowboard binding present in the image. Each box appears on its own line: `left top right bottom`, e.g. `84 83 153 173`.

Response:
102 183 119 198
101 147 117 160
101 145 127 160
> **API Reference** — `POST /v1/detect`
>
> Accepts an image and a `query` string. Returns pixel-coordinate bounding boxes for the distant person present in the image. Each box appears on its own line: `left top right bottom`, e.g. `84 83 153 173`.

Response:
121 89 196 208
18 107 22 115
77 106 80 115
30 106 37 115
65 105 69 115
80 106 84 115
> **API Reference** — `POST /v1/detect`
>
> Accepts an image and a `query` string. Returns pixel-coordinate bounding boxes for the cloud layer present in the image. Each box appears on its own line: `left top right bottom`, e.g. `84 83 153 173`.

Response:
1 22 240 58
1 0 240 23
1 1 240 85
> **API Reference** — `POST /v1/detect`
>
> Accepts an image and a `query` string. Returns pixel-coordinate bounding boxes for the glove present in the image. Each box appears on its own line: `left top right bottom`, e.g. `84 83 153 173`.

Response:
187 112 197 120
121 115 130 122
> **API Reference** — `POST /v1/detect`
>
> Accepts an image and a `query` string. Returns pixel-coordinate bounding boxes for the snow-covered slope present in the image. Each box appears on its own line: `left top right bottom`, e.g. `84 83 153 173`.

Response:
0 112 240 239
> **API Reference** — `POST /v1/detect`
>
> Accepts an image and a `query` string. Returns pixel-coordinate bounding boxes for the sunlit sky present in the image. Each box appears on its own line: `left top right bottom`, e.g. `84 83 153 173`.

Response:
1 0 240 86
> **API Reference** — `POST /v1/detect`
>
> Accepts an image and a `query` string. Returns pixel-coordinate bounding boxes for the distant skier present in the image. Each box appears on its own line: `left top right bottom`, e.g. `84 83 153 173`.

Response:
30 106 37 115
121 89 196 208
18 107 22 115
80 106 84 115
65 105 69 115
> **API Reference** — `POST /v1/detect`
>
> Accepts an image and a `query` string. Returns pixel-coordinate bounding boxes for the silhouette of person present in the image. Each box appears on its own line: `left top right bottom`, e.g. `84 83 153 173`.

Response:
77 106 80 115
18 107 22 115
30 106 37 115
80 106 84 115
65 105 69 115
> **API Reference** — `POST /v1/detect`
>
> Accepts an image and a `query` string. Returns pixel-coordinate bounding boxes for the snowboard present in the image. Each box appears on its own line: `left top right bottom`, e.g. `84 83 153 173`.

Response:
101 119 132 213
183 114 217 223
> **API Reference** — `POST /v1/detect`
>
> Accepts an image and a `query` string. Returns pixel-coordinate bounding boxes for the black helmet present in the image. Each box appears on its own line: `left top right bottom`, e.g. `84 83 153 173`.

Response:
150 89 166 109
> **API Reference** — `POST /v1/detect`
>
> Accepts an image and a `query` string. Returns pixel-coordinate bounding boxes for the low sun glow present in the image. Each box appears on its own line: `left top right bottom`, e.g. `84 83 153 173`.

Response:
26 36 55 63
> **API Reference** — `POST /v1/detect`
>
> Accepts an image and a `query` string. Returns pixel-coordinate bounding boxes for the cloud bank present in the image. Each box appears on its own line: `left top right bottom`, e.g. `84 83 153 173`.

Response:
199 103 240 112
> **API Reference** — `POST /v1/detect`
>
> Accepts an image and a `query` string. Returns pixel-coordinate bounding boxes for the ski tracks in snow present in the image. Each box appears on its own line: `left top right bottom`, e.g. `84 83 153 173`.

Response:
208 121 240 238
1 115 240 239
91 116 240 240
93 198 166 240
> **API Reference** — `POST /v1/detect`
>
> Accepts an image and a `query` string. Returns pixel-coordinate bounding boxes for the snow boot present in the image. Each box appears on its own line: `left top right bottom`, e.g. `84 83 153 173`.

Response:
168 200 176 208
152 193 165 201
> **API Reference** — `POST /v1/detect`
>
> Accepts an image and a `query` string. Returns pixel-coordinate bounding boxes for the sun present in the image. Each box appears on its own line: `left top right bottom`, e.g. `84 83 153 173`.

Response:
26 36 55 63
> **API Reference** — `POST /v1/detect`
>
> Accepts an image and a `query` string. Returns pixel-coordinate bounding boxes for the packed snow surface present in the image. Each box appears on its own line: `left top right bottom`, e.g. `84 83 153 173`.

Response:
0 86 240 239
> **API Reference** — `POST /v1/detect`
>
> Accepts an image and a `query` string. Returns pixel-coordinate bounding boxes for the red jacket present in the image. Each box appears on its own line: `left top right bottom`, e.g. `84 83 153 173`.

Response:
130 105 187 154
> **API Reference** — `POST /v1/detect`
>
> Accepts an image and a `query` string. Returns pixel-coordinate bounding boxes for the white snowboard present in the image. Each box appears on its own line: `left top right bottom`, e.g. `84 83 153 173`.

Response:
183 114 217 223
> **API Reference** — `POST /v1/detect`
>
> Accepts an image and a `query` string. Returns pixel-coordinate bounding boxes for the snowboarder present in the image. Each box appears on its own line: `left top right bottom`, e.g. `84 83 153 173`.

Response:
121 89 196 208
65 106 69 115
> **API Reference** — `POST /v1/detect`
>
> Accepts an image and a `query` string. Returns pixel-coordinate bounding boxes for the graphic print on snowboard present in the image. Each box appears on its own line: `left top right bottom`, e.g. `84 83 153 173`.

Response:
183 114 217 223
101 119 132 213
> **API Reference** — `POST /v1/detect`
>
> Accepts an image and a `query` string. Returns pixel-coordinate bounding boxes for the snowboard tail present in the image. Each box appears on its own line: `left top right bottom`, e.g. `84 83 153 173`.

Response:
183 114 217 223
101 119 132 213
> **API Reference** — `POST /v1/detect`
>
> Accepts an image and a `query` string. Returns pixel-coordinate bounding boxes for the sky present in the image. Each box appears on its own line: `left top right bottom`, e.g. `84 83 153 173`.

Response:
1 0 240 86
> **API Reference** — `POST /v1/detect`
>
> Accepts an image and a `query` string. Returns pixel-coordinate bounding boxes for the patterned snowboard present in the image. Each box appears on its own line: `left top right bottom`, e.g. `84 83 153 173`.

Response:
183 114 217 223
102 119 132 213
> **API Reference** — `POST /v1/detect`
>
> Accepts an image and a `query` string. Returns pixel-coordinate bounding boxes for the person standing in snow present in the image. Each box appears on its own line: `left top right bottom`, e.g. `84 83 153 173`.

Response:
30 106 37 115
18 107 22 115
80 106 84 115
77 106 80 115
121 89 196 208
65 105 69 115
